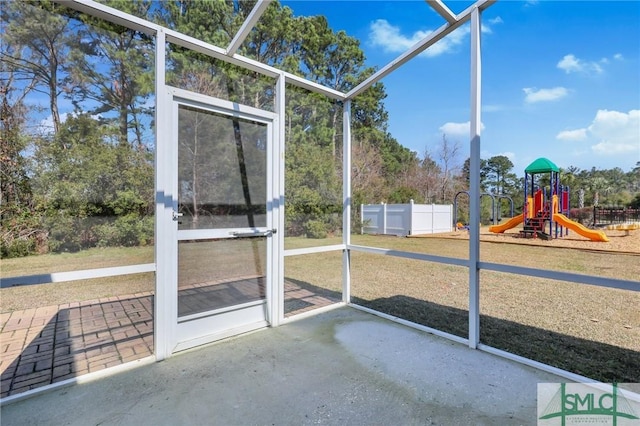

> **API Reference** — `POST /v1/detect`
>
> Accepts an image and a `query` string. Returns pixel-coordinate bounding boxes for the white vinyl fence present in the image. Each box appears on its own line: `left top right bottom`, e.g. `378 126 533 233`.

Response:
361 201 453 236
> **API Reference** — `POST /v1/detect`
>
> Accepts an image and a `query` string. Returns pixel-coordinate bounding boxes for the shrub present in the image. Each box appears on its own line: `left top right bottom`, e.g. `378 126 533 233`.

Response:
304 219 328 239
96 215 153 247
569 207 592 225
0 238 35 259
46 214 85 252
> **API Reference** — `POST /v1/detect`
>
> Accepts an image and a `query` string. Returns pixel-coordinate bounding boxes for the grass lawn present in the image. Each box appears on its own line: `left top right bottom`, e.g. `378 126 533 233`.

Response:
2 234 639 382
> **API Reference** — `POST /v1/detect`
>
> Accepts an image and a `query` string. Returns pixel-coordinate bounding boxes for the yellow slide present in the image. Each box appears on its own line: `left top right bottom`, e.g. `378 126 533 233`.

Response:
489 213 524 233
553 213 609 242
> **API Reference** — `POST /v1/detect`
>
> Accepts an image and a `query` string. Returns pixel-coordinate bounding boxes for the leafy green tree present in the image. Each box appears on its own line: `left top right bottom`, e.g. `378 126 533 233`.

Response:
484 155 517 195
462 157 489 191
1 0 74 134
66 0 154 147
418 153 441 203
32 114 153 251
284 140 341 237
242 2 302 73
0 81 44 257
157 0 234 45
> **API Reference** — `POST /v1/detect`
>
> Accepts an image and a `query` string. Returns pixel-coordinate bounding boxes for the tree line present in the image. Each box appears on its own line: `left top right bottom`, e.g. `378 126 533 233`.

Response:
1 1 638 258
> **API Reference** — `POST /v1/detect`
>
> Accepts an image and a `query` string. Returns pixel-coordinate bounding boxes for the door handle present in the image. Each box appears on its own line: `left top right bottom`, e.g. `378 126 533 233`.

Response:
232 229 277 238
172 211 183 222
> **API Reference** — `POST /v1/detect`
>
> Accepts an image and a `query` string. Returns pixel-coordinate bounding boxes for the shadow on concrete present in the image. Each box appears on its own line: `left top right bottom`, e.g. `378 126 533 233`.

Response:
352 294 640 383
284 277 342 316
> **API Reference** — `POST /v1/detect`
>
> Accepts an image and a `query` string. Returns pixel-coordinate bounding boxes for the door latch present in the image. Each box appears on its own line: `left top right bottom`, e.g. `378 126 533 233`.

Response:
265 228 277 237
232 229 277 238
172 211 183 222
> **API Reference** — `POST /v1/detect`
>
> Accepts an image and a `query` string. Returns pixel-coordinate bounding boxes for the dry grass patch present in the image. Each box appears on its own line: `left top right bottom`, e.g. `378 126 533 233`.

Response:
350 252 469 338
1 272 154 312
1 246 154 278
480 271 639 382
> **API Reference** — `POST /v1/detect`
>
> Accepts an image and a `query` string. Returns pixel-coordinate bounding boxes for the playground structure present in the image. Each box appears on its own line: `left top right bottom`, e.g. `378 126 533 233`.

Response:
489 158 609 242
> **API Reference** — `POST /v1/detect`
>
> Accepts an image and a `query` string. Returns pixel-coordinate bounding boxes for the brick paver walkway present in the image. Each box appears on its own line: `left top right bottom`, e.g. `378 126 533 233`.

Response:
1 278 340 398
1 293 154 398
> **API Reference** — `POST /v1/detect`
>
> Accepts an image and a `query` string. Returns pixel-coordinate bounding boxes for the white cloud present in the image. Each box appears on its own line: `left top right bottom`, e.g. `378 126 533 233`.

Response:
439 121 485 138
557 128 588 141
498 151 516 161
38 112 104 134
480 19 500 34
368 16 501 57
523 87 569 103
614 53 624 61
591 140 638 154
556 110 640 155
368 20 478 58
426 26 469 57
589 109 640 154
557 54 581 73
369 19 425 53
557 54 603 75
39 112 70 133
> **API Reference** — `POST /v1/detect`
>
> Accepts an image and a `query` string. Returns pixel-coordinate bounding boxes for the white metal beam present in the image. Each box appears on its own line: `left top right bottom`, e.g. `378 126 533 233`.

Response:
347 21 462 99
55 0 160 35
274 72 286 326
226 0 272 56
165 31 346 101
284 72 346 101
468 6 482 350
342 100 353 303
347 0 496 99
165 30 280 77
0 264 155 288
154 28 172 361
56 0 347 101
426 0 457 24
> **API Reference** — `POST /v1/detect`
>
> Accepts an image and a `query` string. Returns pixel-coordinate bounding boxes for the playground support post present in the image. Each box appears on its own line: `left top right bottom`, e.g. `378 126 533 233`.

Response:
496 195 514 221
453 191 497 228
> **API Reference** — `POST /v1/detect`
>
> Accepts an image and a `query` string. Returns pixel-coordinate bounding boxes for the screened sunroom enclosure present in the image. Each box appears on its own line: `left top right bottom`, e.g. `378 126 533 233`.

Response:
105 0 495 359
2 0 639 400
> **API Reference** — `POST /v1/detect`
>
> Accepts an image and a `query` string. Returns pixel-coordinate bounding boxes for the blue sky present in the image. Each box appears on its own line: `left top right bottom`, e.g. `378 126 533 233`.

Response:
282 0 640 174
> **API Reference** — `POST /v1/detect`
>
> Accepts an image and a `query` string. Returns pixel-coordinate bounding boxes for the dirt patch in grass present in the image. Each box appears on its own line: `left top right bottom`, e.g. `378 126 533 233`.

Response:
415 225 640 254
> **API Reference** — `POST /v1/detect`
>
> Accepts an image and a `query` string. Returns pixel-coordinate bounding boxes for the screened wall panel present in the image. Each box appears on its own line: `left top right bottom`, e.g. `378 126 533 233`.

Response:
350 252 469 339
284 85 343 249
284 252 343 317
479 270 640 383
1 3 156 398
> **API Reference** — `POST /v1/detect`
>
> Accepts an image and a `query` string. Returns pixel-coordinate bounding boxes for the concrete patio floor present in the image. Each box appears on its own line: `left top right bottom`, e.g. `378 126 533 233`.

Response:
0 279 338 398
1 307 566 425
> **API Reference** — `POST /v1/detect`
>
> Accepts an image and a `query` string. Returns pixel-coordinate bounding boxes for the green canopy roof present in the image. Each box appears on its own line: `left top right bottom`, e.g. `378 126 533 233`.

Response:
525 157 559 174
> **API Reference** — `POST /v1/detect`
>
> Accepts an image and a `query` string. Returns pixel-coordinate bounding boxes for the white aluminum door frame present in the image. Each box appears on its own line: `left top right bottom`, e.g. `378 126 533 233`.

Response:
156 86 280 358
